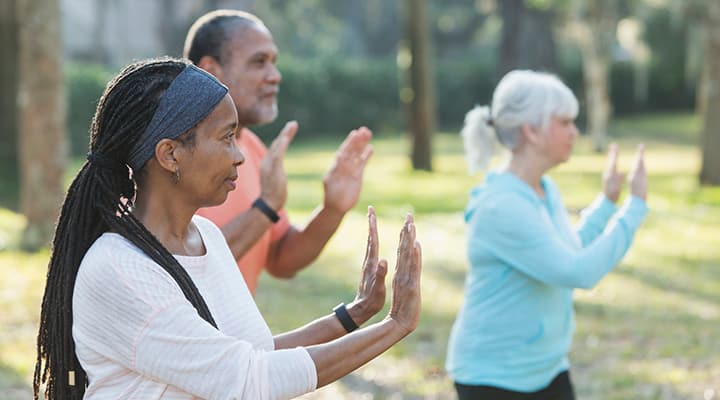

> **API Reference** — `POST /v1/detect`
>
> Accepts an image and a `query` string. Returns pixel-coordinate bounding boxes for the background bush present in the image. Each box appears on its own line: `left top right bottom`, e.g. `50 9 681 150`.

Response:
66 52 695 156
65 63 111 156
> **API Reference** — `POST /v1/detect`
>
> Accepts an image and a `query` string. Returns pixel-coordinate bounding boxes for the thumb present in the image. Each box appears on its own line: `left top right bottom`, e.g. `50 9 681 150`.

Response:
376 259 388 281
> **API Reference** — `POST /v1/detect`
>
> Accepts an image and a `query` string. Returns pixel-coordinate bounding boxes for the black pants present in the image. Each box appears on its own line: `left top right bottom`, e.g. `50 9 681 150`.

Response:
454 371 575 400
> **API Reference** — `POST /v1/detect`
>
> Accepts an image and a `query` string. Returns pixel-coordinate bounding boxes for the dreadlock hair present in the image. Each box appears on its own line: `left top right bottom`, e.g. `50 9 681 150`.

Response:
34 58 217 399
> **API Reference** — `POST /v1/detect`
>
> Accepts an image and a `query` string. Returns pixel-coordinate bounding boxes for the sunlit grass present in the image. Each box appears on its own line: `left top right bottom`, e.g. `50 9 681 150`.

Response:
1 112 719 399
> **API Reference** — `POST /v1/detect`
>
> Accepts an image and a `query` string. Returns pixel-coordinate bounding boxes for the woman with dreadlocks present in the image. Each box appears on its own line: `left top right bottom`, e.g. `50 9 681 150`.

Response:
34 58 422 400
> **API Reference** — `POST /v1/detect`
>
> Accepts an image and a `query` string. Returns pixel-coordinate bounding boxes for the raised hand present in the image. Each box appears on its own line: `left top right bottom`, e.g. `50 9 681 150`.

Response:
628 143 647 201
348 206 388 325
259 121 298 210
602 143 624 203
388 214 422 335
323 127 373 214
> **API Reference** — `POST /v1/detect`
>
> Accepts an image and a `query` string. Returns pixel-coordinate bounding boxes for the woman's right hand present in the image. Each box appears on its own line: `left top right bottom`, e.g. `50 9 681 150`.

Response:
387 214 422 335
602 143 624 203
628 144 647 201
347 206 388 325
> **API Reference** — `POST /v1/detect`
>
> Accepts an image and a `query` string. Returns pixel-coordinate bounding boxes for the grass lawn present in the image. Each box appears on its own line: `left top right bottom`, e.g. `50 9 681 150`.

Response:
1 112 719 399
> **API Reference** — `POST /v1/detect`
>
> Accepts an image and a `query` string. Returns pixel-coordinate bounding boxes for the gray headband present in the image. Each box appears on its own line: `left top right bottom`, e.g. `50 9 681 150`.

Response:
128 64 228 171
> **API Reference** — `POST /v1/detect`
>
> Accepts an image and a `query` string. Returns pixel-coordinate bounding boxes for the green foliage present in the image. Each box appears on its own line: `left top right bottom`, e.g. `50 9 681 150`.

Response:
434 50 497 127
64 47 697 150
65 63 112 156
255 57 401 139
643 7 696 111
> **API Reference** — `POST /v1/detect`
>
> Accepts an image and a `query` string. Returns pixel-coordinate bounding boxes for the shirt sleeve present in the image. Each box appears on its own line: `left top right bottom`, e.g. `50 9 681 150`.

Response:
73 239 317 400
575 194 618 247
469 194 648 289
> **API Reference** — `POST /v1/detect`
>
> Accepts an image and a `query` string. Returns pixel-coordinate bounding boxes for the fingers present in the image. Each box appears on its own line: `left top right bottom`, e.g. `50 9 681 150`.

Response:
364 206 379 265
339 126 372 153
357 144 374 170
634 143 645 172
268 121 298 158
337 127 373 169
395 214 416 274
606 142 618 173
413 240 423 283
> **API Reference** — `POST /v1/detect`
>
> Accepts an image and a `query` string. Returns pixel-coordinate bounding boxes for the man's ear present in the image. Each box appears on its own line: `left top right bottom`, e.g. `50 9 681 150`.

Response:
196 56 223 80
154 138 179 174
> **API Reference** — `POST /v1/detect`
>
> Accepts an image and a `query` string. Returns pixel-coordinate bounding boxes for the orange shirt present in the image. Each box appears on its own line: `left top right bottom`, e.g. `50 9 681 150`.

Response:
197 128 290 294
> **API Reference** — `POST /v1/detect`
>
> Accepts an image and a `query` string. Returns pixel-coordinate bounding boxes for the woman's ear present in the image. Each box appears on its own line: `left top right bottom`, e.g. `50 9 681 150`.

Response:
520 123 541 145
154 138 179 174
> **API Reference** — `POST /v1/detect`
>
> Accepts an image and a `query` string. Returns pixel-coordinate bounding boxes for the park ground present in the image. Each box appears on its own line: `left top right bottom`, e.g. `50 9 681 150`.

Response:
1 112 718 399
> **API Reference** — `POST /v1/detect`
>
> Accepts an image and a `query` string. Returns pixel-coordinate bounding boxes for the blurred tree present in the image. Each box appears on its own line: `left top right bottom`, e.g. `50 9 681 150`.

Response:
0 0 19 207
157 0 258 57
570 0 621 152
498 0 558 77
339 0 402 57
401 0 435 171
681 0 708 116
700 0 720 185
430 0 490 58
17 0 67 250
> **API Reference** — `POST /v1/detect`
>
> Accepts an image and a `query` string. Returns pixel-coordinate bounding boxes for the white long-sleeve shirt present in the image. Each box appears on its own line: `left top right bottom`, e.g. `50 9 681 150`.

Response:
72 215 317 400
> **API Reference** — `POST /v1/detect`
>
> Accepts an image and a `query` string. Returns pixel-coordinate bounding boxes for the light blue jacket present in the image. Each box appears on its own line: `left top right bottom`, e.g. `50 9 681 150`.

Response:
446 172 648 391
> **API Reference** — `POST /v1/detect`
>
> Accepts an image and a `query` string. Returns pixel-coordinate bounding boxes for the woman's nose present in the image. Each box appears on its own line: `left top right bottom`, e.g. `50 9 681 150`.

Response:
233 145 245 166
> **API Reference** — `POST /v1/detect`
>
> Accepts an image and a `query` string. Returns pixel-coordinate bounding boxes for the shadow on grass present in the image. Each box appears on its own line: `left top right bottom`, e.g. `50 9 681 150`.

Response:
572 300 717 400
614 263 720 307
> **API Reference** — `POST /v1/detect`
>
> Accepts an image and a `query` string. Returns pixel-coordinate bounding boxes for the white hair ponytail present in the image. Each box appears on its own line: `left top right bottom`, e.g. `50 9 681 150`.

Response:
461 105 496 174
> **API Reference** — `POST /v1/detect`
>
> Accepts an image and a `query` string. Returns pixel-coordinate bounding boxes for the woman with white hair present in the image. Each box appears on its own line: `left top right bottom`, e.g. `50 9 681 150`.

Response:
445 70 648 399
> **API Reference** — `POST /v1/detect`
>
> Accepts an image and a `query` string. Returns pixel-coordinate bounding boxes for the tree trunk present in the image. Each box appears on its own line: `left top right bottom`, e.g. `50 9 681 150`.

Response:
499 0 523 77
573 0 616 153
700 0 720 185
402 0 434 171
697 50 708 117
0 0 19 208
582 47 610 152
17 0 67 250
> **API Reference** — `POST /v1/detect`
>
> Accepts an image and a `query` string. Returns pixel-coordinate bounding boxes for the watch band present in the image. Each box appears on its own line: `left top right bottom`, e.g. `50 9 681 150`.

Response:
252 197 280 223
333 302 359 333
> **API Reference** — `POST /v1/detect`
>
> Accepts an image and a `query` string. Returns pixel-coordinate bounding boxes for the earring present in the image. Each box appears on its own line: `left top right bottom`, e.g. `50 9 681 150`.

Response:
172 167 180 184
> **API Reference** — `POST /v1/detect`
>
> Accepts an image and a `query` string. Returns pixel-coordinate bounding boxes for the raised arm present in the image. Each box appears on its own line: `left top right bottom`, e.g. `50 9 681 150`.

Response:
274 207 388 349
265 127 374 278
305 213 422 388
219 122 297 261
576 143 622 245
476 146 648 289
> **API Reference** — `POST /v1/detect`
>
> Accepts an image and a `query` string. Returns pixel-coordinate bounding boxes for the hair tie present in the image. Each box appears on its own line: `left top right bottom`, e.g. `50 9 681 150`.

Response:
87 151 127 172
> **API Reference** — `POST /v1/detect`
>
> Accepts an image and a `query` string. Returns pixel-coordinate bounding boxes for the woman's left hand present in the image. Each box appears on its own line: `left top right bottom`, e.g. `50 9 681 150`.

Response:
347 206 388 326
602 143 624 203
